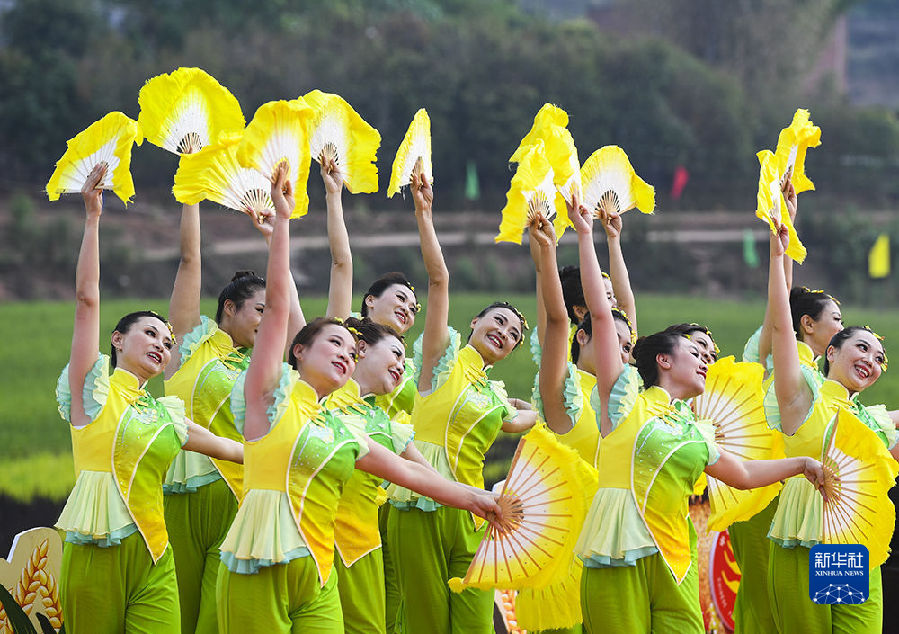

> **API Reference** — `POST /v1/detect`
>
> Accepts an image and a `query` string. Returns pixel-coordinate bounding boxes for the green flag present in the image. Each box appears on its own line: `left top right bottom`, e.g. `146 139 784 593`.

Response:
465 160 480 201
743 229 759 268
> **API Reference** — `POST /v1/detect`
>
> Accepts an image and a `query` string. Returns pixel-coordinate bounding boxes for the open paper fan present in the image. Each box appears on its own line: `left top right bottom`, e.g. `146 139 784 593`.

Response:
510 103 581 209
46 112 142 205
173 132 274 221
137 67 244 155
820 408 899 568
692 356 784 531
236 99 314 219
774 108 821 195
756 149 806 263
387 108 432 198
580 146 655 219
302 90 380 194
496 142 567 245
448 425 597 593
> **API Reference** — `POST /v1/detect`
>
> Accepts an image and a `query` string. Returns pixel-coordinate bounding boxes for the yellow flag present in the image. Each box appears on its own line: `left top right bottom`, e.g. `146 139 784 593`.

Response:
869 234 890 278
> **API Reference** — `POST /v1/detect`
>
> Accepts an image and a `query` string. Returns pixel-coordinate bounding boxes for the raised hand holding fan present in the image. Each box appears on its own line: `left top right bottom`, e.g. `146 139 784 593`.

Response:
580 146 654 220
496 142 566 244
46 112 142 205
691 356 784 531
302 90 380 194
236 99 315 219
756 149 805 263
173 132 274 223
137 67 244 155
387 109 432 197
448 425 597 593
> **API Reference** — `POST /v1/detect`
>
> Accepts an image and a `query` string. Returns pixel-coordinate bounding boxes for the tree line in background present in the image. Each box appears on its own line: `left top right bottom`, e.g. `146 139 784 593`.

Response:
2 0 899 212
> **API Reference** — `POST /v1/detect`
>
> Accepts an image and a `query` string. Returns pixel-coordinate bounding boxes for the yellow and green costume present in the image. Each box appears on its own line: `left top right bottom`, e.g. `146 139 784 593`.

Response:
387 328 517 634
163 316 249 633
763 361 898 634
55 355 189 634
324 380 414 634
216 365 369 633
576 365 719 633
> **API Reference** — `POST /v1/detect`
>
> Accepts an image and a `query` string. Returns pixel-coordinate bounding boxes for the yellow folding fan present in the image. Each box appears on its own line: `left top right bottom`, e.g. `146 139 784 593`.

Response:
448 424 598 593
820 408 899 568
580 146 655 219
387 108 432 197
236 99 315 219
510 103 581 211
691 356 784 531
173 132 274 222
756 149 806 263
46 112 142 205
302 90 380 194
496 142 567 244
137 67 244 155
774 108 821 195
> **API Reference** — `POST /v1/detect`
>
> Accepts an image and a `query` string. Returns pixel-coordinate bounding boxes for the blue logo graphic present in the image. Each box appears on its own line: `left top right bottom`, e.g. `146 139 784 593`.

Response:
809 544 869 604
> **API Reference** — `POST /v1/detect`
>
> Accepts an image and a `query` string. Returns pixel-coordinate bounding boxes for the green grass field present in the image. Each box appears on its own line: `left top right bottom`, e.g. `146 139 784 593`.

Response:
3 292 899 502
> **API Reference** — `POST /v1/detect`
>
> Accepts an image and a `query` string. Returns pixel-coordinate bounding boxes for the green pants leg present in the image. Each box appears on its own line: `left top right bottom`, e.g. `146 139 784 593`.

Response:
380 504 403 633
60 533 181 634
388 505 493 634
768 544 882 634
164 477 239 634
729 497 778 633
216 557 343 633
336 548 386 634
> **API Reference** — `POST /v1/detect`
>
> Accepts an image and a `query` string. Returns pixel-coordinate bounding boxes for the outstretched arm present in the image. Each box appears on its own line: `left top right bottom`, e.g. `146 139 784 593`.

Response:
321 157 353 319
602 212 637 333
758 178 797 365
68 164 106 428
571 202 622 437
165 202 202 379
357 441 501 521
183 422 243 463
413 172 450 392
531 215 575 434
242 163 296 441
530 227 549 348
705 451 825 495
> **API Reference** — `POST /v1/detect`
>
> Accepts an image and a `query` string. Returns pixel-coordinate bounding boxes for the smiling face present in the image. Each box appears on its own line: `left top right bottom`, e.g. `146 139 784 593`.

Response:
365 283 418 335
802 299 843 357
221 288 266 349
661 337 708 399
111 316 174 383
825 330 885 395
293 324 357 398
354 335 406 396
687 330 718 366
469 307 524 365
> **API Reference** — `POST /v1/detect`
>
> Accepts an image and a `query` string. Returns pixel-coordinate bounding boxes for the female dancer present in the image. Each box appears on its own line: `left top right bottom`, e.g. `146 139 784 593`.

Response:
567 201 826 633
766 221 898 633
55 165 243 633
215 163 501 633
387 171 538 634
161 186 303 632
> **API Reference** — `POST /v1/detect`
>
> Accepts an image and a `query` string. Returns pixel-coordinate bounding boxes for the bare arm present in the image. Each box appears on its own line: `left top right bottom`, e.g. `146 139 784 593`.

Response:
705 451 825 494
529 227 549 348
758 178 797 365
182 422 243 463
400 441 440 474
413 173 450 392
602 213 637 333
165 202 202 379
357 441 501 520
769 224 813 436
501 409 539 434
321 158 353 319
243 163 296 441
68 164 106 428
530 216 575 434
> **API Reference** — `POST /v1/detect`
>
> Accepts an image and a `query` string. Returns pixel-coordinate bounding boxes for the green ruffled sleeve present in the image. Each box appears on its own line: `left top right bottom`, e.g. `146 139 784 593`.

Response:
528 327 542 366
230 369 248 436
339 415 371 461
390 420 415 454
742 325 773 371
763 363 822 432
532 362 582 430
419 327 462 394
694 420 721 466
56 355 109 424
861 404 898 450
597 364 641 433
157 395 190 447
487 379 517 423
177 315 218 365
231 363 301 437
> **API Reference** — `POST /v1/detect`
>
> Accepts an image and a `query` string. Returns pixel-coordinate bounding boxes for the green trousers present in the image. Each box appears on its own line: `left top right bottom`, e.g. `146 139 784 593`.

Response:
380 504 403 633
60 533 180 634
388 505 493 634
729 497 778 633
768 544 882 633
216 557 342 633
164 477 238 634
336 547 385 634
